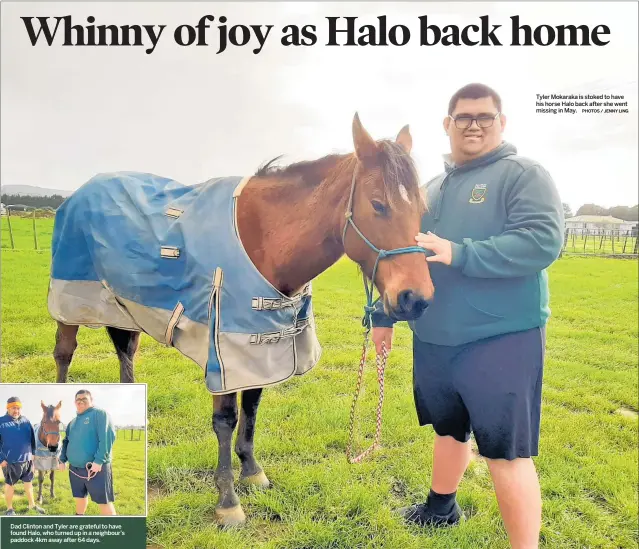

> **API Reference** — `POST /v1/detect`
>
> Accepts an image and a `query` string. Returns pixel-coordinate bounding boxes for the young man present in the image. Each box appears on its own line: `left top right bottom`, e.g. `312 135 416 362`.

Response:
372 83 564 549
0 396 45 515
59 390 117 515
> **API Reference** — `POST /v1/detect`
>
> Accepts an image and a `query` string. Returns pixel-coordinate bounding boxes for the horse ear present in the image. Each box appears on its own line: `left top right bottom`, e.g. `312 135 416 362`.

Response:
55 401 62 409
352 113 378 163
41 400 47 411
396 124 412 154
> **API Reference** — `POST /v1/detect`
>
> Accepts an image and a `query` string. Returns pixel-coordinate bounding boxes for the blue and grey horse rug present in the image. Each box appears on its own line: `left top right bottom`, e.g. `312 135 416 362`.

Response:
33 423 63 471
48 172 322 394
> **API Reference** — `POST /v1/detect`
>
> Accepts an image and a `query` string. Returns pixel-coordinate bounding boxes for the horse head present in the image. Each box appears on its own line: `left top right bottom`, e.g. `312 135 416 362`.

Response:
39 400 63 453
343 113 434 322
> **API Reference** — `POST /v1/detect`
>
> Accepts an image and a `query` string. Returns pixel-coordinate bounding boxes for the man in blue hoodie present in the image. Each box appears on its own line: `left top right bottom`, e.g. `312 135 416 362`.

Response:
372 83 564 549
0 396 45 515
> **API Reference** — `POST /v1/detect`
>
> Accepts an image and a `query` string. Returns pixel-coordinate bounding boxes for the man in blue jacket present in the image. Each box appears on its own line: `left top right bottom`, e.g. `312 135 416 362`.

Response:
372 83 564 549
0 396 45 515
59 390 117 515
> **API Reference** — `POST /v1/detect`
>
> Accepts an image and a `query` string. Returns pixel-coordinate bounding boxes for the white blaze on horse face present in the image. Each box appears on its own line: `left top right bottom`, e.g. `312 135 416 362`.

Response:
399 184 411 205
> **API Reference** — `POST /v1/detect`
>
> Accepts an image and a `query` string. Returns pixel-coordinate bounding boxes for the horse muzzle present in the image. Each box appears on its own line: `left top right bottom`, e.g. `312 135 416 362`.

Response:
386 289 429 321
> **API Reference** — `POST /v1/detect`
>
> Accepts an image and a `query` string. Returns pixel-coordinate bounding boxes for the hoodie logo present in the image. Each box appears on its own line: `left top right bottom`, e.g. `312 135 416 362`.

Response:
469 184 487 204
84 418 90 425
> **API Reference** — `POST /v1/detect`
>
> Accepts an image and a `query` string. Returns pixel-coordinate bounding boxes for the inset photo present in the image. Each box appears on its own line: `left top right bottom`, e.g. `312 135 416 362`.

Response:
0 384 146 517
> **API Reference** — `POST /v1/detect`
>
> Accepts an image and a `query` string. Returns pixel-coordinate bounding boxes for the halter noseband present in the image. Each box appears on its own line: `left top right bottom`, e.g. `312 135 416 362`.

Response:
341 166 426 331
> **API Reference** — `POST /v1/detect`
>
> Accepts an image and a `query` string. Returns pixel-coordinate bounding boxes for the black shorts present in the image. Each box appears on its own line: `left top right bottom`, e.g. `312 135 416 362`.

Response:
1 460 34 486
412 327 545 460
68 463 115 504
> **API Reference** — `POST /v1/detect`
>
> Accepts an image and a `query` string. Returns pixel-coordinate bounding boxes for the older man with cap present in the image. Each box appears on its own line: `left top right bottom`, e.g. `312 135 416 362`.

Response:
0 397 46 515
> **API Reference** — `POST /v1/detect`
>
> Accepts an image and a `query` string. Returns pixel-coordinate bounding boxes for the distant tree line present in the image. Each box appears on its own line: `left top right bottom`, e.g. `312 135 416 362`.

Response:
2 194 65 210
563 203 638 221
1 194 67 209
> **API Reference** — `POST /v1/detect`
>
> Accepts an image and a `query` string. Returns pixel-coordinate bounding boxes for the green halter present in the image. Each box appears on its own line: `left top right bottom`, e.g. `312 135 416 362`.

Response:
342 166 427 331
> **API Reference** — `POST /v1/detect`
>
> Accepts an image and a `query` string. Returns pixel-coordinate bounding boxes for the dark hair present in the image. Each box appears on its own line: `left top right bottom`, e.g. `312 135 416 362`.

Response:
75 389 92 398
448 83 502 115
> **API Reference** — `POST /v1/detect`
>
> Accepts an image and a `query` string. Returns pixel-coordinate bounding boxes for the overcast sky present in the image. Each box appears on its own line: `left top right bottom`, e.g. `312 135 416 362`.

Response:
0 384 146 426
1 2 637 211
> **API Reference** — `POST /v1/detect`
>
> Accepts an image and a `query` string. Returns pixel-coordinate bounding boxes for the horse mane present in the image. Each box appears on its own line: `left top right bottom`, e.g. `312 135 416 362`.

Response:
254 140 421 206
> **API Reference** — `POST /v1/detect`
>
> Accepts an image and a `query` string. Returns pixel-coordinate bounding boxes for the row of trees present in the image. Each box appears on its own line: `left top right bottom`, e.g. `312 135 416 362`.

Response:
563 203 638 221
1 194 67 209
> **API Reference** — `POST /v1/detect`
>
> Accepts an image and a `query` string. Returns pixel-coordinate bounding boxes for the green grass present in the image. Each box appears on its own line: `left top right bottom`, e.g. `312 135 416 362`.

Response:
0 439 145 516
1 243 637 547
1 215 54 250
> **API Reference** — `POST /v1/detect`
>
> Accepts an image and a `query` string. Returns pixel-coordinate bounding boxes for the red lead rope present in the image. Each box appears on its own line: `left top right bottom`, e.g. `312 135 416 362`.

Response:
68 463 98 481
346 337 388 464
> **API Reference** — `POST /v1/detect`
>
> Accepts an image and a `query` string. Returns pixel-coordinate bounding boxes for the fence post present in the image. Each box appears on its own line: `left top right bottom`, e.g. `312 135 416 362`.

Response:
6 209 15 249
32 209 39 250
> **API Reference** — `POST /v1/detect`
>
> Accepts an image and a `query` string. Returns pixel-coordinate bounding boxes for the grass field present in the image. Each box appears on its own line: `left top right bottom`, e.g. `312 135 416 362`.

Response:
0 439 145 516
1 218 638 548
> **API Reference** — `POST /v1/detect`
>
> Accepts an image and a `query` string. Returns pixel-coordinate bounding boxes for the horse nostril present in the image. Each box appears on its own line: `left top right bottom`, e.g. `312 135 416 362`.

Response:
398 290 415 312
398 290 428 316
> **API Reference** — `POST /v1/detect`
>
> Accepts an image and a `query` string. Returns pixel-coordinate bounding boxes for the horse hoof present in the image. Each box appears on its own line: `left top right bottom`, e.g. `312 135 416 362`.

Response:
214 504 246 527
240 470 270 489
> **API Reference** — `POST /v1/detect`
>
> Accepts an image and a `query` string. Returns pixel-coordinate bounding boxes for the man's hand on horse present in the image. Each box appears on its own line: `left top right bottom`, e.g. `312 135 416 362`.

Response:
415 232 453 265
0 460 7 468
89 462 102 474
372 327 393 356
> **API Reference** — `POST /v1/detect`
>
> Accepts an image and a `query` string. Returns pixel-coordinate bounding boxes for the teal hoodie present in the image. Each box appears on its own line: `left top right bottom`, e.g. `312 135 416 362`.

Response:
372 142 564 346
60 407 116 467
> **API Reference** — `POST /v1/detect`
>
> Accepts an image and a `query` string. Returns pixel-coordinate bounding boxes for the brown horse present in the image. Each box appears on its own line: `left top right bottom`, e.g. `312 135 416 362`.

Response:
35 401 63 505
53 114 435 526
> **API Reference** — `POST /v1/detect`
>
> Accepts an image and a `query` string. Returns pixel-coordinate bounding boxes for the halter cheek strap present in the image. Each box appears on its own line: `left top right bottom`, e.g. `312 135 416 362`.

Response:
341 166 426 331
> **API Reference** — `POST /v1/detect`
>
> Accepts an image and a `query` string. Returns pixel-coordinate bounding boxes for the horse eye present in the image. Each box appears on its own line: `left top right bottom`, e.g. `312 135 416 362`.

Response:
371 200 388 216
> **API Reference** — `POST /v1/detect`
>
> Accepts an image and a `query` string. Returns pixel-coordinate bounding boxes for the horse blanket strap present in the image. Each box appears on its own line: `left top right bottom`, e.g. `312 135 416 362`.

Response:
33 424 62 472
48 172 322 394
251 285 311 311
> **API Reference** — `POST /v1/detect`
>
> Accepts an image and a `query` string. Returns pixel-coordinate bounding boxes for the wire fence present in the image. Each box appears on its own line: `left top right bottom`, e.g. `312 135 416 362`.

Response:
561 228 638 257
116 428 145 442
2 205 56 250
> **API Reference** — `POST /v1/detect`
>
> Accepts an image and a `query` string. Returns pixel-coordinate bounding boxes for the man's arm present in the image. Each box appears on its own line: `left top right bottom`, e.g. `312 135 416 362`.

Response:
371 300 396 328
92 411 115 465
29 422 36 455
449 164 564 278
59 423 70 463
0 431 6 464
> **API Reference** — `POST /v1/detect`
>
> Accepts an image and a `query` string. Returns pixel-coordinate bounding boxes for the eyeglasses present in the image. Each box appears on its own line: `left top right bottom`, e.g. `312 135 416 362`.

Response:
449 113 500 130
75 398 89 403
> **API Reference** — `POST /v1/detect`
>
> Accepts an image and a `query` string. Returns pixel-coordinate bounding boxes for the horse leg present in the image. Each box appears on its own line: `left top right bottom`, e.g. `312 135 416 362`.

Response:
37 470 44 504
106 327 141 383
212 394 244 527
236 389 269 488
50 470 56 499
54 322 79 383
